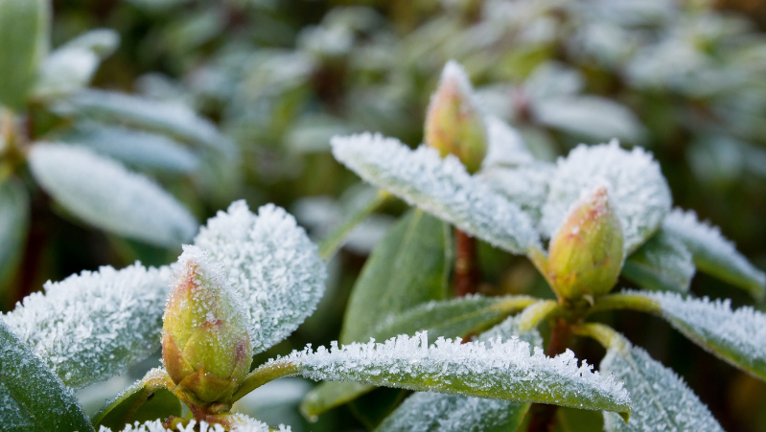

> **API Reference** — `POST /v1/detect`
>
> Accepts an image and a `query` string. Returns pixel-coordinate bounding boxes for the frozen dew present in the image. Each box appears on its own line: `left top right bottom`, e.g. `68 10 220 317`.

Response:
96 417 290 432
263 331 630 413
478 163 554 227
540 140 672 254
602 343 724 432
331 133 541 254
2 263 172 389
481 116 536 169
194 200 327 354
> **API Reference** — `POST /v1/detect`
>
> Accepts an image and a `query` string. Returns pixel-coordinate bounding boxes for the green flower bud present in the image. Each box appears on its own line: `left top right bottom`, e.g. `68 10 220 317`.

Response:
547 185 624 301
162 245 252 405
425 61 487 174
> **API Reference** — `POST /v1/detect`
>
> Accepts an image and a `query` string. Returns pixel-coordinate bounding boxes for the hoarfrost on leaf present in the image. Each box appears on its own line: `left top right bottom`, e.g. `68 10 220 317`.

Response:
97 416 288 432
262 331 631 414
3 263 172 389
331 133 541 255
481 116 535 169
661 208 766 299
623 230 696 293
478 163 553 227
28 143 198 247
601 341 724 432
540 140 672 254
194 200 327 354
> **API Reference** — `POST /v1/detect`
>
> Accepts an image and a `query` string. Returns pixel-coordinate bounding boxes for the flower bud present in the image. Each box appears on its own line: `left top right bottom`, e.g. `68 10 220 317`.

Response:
162 245 252 405
547 185 624 301
425 61 487 174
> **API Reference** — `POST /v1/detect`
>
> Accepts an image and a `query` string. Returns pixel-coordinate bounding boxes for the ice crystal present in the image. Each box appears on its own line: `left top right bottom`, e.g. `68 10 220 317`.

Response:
28 143 197 247
481 116 535 169
3 264 172 389
636 290 766 378
602 343 724 432
479 163 554 227
331 133 541 254
194 201 327 354
662 208 766 296
97 417 289 432
265 331 630 412
540 140 672 254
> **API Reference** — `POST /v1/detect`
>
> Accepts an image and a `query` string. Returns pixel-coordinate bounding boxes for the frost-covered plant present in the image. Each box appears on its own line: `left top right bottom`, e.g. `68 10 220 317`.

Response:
304 61 766 432
0 0 237 308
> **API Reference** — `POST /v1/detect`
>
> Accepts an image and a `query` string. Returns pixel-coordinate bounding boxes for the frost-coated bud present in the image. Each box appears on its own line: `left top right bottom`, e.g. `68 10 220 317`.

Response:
162 245 252 405
547 185 624 301
425 61 487 174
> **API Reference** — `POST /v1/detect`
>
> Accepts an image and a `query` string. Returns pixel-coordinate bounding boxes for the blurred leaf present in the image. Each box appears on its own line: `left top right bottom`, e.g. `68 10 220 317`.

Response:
33 29 119 100
28 143 197 247
52 89 237 157
0 178 28 289
0 0 49 110
92 373 181 431
662 209 766 300
348 387 407 430
60 123 199 173
623 230 695 293
0 319 94 432
318 188 390 260
601 339 724 432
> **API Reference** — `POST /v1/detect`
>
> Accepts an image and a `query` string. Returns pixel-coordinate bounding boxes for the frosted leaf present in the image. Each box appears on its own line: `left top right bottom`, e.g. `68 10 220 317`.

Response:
662 208 765 299
3 263 172 389
194 201 327 354
28 143 198 247
623 230 696 293
481 116 535 169
478 163 554 226
53 89 237 156
602 342 724 432
98 417 288 432
532 97 646 144
331 133 541 254
634 290 766 380
541 141 672 254
61 123 199 173
262 331 631 414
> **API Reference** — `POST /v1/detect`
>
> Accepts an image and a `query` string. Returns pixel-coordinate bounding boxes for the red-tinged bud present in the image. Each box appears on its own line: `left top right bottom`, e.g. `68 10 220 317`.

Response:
425 61 488 174
548 185 624 301
162 245 252 406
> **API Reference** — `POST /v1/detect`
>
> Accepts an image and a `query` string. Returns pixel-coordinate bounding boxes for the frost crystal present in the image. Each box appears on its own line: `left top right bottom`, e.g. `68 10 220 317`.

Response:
3 264 172 389
266 331 630 412
194 201 327 354
28 143 198 247
602 343 724 432
331 133 541 254
481 116 535 169
97 417 289 432
636 290 766 379
662 208 766 297
479 163 554 227
540 140 671 254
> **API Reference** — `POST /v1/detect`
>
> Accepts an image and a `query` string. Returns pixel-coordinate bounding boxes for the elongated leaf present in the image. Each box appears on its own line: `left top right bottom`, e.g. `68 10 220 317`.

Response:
60 123 199 173
623 230 695 293
625 291 766 381
479 163 553 225
194 201 327 354
481 116 535 169
602 341 724 432
262 332 631 415
331 133 542 255
53 89 236 156
0 319 94 431
34 29 119 99
3 263 172 389
540 141 672 254
28 143 197 247
662 208 766 300
0 0 49 109
0 179 29 287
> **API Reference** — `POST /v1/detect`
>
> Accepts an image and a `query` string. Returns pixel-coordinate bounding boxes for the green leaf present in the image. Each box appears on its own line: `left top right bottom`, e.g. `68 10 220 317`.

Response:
622 230 695 293
28 143 197 247
52 89 237 157
662 208 766 300
601 338 724 432
300 382 374 422
348 387 407 430
92 371 181 431
0 0 49 110
59 123 199 173
0 178 29 291
0 319 94 432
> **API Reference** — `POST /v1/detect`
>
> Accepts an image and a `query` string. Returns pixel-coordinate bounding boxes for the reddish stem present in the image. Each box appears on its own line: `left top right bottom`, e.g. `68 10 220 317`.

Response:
454 228 479 297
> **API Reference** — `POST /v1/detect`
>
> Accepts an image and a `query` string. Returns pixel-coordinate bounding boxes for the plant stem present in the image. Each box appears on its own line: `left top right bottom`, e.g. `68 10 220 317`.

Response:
526 318 572 432
454 228 479 297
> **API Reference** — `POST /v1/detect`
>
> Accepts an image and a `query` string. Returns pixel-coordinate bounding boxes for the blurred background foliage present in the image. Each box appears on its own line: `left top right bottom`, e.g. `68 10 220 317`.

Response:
3 0 766 431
